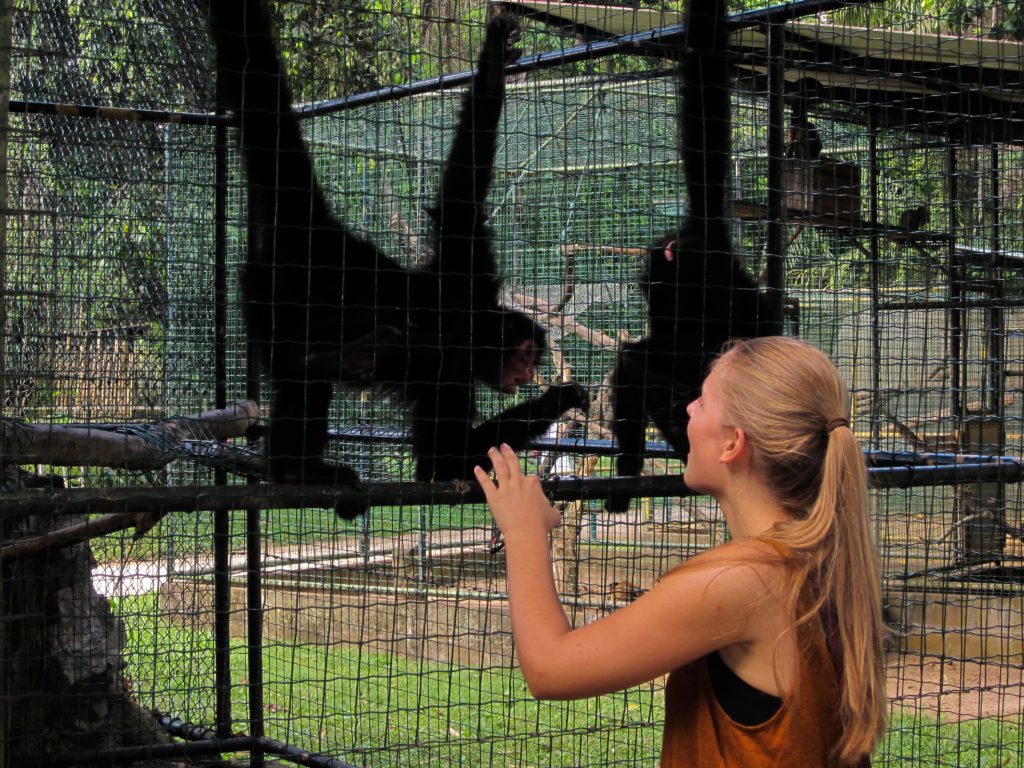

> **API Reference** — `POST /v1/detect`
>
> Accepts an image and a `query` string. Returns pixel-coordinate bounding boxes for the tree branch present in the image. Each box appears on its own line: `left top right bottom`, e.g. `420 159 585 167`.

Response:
0 400 261 470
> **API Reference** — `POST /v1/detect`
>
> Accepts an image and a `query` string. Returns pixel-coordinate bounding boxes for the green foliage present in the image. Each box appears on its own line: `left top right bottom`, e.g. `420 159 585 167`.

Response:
830 0 1023 38
272 0 420 98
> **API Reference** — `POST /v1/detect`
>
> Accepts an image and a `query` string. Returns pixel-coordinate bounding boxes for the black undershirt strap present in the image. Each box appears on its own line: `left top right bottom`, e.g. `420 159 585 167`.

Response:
707 650 783 727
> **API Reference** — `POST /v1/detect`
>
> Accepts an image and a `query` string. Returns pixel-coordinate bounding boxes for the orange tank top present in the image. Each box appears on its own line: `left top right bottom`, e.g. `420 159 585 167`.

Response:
659 614 854 768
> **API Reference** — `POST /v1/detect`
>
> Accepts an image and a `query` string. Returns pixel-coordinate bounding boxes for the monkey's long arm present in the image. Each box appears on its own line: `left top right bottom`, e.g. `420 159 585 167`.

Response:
605 0 733 512
427 16 519 292
679 0 730 226
412 382 589 482
208 0 393 274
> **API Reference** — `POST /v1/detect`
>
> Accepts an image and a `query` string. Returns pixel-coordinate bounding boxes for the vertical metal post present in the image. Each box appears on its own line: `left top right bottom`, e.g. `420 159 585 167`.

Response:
0 2 12 760
0 0 10 429
764 22 786 328
868 123 881 445
230 54 265 766
247 506 265 767
214 143 228 401
946 146 962 424
955 143 1007 562
212 86 233 738
163 123 179 580
988 144 1003 420
239 93 266 768
945 145 1002 562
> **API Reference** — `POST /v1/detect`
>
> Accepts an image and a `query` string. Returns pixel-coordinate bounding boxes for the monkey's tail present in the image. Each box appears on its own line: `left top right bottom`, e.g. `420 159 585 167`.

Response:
207 0 330 225
678 0 730 228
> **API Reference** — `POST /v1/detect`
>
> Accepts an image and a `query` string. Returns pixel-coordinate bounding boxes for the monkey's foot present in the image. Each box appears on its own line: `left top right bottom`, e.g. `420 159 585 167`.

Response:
604 491 633 514
324 463 368 519
268 459 368 519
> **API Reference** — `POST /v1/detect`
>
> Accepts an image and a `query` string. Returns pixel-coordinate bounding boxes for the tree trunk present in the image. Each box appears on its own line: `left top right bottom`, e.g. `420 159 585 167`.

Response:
1 476 179 764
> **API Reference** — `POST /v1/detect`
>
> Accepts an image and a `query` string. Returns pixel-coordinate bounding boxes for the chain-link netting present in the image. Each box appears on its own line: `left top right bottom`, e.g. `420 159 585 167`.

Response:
2 1 1024 766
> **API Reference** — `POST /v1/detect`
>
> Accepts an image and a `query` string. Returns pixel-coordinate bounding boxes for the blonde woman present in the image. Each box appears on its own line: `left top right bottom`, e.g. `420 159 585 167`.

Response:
475 337 886 766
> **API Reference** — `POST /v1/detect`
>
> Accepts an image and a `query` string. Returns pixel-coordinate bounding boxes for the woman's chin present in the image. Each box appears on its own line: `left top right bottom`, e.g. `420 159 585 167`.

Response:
682 468 705 494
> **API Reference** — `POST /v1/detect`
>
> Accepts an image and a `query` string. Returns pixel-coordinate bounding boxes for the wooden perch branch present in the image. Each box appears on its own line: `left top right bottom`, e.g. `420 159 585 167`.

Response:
0 400 260 470
511 292 623 350
181 400 261 440
558 243 648 257
0 401 264 553
0 513 150 560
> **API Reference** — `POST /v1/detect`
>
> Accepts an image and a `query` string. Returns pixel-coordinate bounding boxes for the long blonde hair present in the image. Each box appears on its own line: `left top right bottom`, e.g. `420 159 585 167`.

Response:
711 336 886 763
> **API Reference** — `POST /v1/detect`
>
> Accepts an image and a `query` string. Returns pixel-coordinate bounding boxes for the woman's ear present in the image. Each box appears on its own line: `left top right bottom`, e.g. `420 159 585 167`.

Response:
718 426 749 465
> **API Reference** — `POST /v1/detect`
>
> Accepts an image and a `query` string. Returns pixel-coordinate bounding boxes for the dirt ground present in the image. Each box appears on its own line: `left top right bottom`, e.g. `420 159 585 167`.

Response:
887 655 1024 721
94 557 1023 723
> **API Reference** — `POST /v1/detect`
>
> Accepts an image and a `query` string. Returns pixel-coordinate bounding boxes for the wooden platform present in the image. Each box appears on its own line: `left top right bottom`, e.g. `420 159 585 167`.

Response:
731 199 953 243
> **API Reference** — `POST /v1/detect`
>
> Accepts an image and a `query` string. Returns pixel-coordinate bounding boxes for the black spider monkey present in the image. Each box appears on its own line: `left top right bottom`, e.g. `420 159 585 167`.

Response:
606 0 781 513
897 204 930 232
206 0 589 516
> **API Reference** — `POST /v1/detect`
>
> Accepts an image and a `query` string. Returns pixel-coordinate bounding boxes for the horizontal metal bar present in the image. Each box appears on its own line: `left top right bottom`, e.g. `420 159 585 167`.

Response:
0 475 693 517
866 450 1015 467
256 736 361 768
5 1 874 126
301 0 876 116
331 429 1015 468
8 99 229 127
867 460 1024 488
878 298 1024 311
2 460 1024 519
329 426 676 457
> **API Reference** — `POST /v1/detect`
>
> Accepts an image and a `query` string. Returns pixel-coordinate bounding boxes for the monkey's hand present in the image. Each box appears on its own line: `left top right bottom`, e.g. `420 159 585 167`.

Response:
546 382 590 414
484 13 522 70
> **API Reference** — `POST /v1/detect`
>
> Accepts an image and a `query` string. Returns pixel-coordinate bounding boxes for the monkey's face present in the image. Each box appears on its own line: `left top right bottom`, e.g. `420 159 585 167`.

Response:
499 339 538 394
643 236 683 294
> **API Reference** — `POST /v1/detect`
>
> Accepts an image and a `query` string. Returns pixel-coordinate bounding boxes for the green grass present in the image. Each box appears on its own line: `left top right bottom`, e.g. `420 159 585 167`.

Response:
116 594 661 766
116 595 1024 767
89 499 499 565
881 714 1024 767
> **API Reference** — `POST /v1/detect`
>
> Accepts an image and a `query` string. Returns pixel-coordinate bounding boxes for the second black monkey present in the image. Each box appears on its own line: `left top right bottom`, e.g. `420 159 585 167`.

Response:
207 1 589 515
607 0 781 512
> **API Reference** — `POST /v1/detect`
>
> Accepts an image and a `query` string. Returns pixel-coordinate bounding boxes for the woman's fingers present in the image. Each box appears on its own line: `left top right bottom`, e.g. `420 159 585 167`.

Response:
492 443 523 483
473 464 497 502
487 446 511 484
499 443 520 475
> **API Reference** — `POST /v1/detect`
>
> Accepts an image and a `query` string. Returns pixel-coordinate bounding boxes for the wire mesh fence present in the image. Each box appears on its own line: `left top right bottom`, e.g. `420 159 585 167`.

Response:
2 0 1024 766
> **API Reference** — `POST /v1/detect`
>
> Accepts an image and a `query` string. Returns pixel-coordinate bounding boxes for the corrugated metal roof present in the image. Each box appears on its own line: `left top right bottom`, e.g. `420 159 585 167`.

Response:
499 1 1024 143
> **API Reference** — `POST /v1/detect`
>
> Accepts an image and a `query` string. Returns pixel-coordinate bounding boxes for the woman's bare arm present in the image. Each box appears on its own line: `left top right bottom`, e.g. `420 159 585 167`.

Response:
475 444 782 700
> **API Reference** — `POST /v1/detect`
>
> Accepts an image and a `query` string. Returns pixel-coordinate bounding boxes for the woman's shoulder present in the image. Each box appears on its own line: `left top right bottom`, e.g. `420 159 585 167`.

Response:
653 539 795 650
685 537 794 568
669 539 795 594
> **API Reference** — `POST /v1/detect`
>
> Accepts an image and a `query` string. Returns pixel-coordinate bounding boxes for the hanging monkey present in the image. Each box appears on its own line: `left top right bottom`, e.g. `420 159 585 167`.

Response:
207 1 589 516
606 0 780 513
